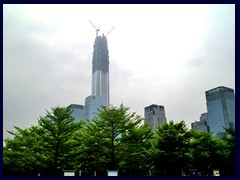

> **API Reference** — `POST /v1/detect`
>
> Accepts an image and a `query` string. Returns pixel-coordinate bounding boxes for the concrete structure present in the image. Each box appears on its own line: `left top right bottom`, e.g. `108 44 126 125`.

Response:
205 86 235 137
84 33 110 120
144 104 167 131
191 113 210 133
67 104 85 122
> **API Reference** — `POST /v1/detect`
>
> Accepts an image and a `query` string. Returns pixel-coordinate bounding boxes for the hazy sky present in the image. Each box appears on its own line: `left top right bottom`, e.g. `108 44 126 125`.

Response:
3 4 235 139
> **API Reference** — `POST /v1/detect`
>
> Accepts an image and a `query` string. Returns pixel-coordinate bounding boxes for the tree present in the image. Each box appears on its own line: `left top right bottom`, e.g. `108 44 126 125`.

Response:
37 106 84 175
216 128 235 176
188 128 235 176
223 128 235 175
189 130 216 176
3 126 46 175
3 106 84 176
150 120 192 176
79 106 153 176
119 122 153 176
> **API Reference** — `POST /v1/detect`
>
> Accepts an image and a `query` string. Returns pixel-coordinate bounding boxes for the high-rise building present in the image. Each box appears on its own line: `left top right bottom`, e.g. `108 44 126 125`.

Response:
91 35 110 107
144 104 167 131
191 113 210 133
67 104 85 121
84 33 110 119
205 86 235 137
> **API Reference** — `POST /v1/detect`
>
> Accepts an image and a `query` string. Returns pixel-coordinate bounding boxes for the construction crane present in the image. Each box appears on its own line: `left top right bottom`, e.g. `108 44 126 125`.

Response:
104 26 115 37
89 20 100 37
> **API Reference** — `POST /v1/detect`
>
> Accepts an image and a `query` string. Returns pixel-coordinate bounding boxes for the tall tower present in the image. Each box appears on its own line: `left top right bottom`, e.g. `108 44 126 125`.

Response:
205 86 235 137
144 104 167 131
91 35 110 107
84 22 112 120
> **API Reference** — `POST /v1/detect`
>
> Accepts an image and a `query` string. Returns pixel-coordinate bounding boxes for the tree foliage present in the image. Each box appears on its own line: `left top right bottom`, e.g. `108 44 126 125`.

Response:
3 106 235 176
4 126 46 175
218 128 235 175
3 106 84 176
150 120 192 175
37 106 84 175
78 106 153 176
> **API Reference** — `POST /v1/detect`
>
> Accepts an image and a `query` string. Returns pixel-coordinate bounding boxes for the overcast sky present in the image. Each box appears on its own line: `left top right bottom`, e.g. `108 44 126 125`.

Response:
3 4 235 140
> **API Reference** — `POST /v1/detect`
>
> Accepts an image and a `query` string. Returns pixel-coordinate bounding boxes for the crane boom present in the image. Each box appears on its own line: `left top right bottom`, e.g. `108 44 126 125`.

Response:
89 20 100 37
105 26 115 37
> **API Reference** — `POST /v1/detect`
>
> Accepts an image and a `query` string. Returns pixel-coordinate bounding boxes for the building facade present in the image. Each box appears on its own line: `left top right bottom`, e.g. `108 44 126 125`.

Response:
144 104 167 131
191 113 210 133
205 86 235 137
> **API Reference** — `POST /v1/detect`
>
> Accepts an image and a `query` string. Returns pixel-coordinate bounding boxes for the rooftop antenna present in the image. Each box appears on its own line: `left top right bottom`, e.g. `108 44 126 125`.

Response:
120 100 124 109
105 26 115 37
89 20 100 37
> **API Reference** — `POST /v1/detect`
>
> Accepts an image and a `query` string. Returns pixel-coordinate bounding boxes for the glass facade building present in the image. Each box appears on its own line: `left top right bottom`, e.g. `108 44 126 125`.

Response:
205 86 235 137
67 104 85 121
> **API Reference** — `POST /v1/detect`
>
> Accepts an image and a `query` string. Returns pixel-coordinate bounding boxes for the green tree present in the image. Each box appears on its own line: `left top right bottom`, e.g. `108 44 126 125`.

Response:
119 122 153 176
189 128 235 176
3 126 46 175
37 106 84 175
3 106 84 176
223 128 235 175
150 120 192 176
79 106 153 176
216 128 235 176
189 131 216 176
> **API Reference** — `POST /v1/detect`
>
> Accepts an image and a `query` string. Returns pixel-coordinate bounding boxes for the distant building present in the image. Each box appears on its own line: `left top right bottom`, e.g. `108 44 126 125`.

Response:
200 112 208 121
144 104 167 131
191 113 210 133
67 104 85 121
84 31 110 120
84 95 104 120
91 35 110 107
205 86 235 137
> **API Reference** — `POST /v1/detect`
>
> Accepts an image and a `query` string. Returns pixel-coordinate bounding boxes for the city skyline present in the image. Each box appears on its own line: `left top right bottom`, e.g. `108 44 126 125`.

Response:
3 4 235 140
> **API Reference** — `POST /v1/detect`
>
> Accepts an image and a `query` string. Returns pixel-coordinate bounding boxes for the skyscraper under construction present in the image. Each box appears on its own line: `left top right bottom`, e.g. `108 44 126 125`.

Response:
85 23 112 119
91 35 110 107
